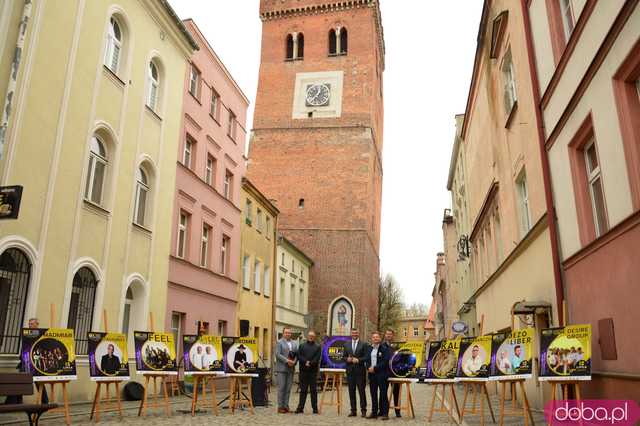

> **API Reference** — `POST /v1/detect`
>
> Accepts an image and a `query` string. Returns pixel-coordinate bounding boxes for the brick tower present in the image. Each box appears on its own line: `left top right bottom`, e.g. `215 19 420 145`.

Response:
248 0 384 336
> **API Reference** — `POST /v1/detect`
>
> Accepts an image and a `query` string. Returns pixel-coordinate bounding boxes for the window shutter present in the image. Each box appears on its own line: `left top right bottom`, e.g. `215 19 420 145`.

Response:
111 44 120 72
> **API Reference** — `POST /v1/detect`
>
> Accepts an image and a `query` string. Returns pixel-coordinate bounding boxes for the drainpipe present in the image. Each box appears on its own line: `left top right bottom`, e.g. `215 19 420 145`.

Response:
520 0 565 326
0 0 32 161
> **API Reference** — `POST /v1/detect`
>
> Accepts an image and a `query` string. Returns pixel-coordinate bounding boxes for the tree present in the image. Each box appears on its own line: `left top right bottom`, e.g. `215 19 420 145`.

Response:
377 273 404 332
404 302 430 317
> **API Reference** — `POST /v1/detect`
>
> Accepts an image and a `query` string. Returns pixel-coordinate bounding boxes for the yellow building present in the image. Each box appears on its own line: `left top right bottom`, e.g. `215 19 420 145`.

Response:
238 178 278 365
397 316 433 341
0 0 196 400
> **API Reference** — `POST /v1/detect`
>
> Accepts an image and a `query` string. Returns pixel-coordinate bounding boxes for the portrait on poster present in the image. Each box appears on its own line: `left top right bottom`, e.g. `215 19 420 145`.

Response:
88 332 130 380
329 297 353 336
183 335 223 374
222 337 258 374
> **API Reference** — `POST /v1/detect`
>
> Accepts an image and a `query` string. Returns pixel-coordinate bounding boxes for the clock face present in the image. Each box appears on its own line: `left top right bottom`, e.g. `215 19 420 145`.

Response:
305 83 331 107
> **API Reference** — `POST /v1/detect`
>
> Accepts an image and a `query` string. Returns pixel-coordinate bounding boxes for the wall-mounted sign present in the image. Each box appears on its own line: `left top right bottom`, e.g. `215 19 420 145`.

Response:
0 185 23 220
452 320 468 335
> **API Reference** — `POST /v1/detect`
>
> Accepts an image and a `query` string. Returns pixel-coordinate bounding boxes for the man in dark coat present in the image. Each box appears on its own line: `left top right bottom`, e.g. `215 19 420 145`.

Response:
233 344 248 372
295 330 321 414
343 327 369 417
366 331 392 420
383 329 401 417
100 343 120 375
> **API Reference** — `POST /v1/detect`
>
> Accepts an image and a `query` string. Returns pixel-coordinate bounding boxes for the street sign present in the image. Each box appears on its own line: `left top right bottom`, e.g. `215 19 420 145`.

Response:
451 320 468 335
0 185 23 220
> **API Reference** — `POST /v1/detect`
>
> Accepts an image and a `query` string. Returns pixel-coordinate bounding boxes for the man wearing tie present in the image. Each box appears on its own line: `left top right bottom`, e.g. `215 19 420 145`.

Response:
343 327 368 417
366 331 392 420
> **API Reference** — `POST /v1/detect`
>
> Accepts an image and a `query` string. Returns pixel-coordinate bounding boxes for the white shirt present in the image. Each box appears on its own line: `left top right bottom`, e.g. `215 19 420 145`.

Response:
370 345 379 368
192 352 204 369
286 340 292 352
352 339 359 353
463 355 483 375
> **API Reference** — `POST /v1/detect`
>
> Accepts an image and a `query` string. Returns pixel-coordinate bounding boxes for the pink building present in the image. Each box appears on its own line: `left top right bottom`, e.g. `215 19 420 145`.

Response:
166 20 249 345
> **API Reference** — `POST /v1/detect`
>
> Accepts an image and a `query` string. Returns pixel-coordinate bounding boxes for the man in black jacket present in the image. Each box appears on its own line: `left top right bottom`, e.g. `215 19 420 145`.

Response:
383 329 401 417
295 330 321 414
366 331 392 420
343 327 368 417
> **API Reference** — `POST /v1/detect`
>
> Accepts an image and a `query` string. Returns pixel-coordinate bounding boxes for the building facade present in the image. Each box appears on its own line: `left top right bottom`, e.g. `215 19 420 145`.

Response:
0 0 195 399
397 315 432 342
238 178 277 365
275 235 313 340
246 0 385 335
166 19 249 348
526 0 640 400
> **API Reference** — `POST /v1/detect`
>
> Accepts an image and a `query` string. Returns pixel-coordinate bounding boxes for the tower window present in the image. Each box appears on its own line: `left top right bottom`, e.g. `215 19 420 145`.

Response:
299 198 305 208
286 34 294 60
296 33 304 59
329 29 337 55
340 28 348 54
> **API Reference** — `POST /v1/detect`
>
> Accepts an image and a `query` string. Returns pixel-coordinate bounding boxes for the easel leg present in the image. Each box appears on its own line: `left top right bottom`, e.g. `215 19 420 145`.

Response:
519 381 534 426
210 378 219 416
499 381 506 426
407 383 415 419
461 383 469 422
115 382 122 417
162 377 171 416
61 382 70 426
484 383 496 423
91 383 101 421
450 383 461 423
480 384 485 426
548 383 557 426
139 375 149 417
337 374 342 415
427 384 438 422
230 378 237 414
191 376 200 416
246 378 255 415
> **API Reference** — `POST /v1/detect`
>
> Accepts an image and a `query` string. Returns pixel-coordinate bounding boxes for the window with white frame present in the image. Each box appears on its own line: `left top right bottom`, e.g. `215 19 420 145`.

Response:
189 64 200 99
104 17 122 74
224 170 233 199
263 266 271 297
242 255 251 289
584 141 609 237
299 288 304 312
84 136 107 205
257 209 263 232
516 172 532 235
266 216 271 238
279 278 285 303
170 312 183 353
147 61 159 111
217 320 227 336
501 49 517 114
413 327 419 337
206 155 215 186
290 282 296 309
200 224 210 267
183 137 193 169
245 198 253 225
177 212 188 258
227 110 237 140
134 167 149 227
281 252 285 265
221 235 230 275
559 0 575 39
210 88 219 119
254 260 261 293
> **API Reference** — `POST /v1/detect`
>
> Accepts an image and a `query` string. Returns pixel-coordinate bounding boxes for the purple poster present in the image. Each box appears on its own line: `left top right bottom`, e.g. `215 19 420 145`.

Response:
320 335 350 369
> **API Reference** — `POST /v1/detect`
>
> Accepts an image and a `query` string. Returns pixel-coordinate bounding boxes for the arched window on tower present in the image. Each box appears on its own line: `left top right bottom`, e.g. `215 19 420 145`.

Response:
285 34 294 60
328 29 337 55
296 33 304 59
340 27 348 54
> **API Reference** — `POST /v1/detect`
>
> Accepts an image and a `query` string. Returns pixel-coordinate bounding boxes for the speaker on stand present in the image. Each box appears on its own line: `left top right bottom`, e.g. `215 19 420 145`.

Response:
239 319 250 337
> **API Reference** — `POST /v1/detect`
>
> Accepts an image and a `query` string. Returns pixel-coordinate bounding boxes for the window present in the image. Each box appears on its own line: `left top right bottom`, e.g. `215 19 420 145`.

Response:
297 33 304 59
264 266 271 297
200 224 210 267
262 328 268 360
413 327 419 337
328 29 337 55
227 110 237 140
279 278 285 303
286 34 294 60
403 328 407 338
171 312 183 354
121 286 133 335
254 260 261 293
147 61 159 111
189 64 200 99
424 329 428 336
584 141 608 236
290 282 296 309
291 260 295 274
299 198 305 209
177 212 188 258
224 170 233 199
257 209 263 232
502 49 517 114
221 235 230 275
84 136 107 205
245 199 253 225
340 28 348 55
134 167 150 227
205 155 215 186
266 216 271 238
183 137 193 169
68 267 98 354
516 172 532 235
104 17 122 74
242 255 251 289
0 248 31 354
560 0 575 39
281 252 285 266
299 288 304 312
493 209 503 264
210 88 219 119
217 320 227 336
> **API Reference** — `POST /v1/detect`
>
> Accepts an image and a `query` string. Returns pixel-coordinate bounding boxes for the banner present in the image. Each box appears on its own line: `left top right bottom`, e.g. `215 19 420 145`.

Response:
21 328 77 381
456 335 492 381
390 340 425 378
490 328 534 380
539 324 591 381
134 331 177 374
183 335 224 375
222 337 258 374
423 338 460 382
88 332 130 381
320 335 350 369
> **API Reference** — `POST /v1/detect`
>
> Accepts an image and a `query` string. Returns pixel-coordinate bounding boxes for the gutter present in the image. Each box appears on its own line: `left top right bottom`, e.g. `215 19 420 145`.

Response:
0 0 32 160
520 0 565 326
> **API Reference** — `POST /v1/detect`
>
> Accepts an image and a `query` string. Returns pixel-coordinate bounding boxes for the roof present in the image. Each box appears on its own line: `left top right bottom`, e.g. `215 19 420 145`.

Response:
158 0 199 50
277 234 314 266
446 114 465 190
241 177 280 217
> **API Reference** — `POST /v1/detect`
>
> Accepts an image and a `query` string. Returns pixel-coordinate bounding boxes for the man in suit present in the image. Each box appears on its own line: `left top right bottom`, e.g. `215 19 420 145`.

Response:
343 327 368 417
100 343 121 375
383 328 401 417
295 330 321 414
366 331 391 420
233 344 248 372
274 327 298 413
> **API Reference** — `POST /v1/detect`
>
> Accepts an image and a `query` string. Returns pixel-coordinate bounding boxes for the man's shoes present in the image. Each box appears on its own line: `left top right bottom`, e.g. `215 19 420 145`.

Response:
294 408 304 414
362 411 367 418
367 414 378 419
285 407 290 413
395 410 402 418
379 416 390 421
277 408 287 414
348 412 357 417
313 410 319 414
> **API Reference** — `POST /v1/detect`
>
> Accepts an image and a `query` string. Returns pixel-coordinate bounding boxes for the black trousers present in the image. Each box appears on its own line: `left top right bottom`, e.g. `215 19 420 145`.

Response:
297 369 318 411
347 371 367 413
368 373 389 417
391 382 401 415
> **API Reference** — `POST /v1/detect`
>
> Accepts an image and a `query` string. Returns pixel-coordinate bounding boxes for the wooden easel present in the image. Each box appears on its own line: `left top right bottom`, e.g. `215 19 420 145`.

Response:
90 310 124 422
34 304 71 425
427 382 461 424
137 313 172 417
319 369 344 414
387 378 416 418
191 374 220 416
228 374 255 415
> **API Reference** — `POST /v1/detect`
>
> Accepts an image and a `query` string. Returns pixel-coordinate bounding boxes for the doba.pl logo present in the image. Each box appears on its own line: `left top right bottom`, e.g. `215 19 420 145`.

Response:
544 400 640 425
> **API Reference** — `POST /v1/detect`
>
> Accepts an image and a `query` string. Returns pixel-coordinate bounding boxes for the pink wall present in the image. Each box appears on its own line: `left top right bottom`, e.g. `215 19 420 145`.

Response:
166 19 249 335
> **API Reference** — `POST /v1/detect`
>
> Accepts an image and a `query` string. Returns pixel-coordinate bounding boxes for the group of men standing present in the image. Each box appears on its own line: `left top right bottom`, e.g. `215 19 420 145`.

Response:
274 327 403 420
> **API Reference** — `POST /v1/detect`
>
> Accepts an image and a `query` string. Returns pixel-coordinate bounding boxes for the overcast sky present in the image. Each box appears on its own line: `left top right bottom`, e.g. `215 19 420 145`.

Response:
169 0 484 307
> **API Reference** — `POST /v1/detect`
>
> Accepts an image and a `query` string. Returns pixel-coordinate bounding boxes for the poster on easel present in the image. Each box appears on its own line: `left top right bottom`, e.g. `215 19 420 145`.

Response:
21 328 77 381
456 335 492 381
88 332 130 381
423 338 460 382
320 335 350 370
489 328 534 380
539 324 591 381
390 340 425 378
133 331 177 374
183 335 224 375
222 337 258 374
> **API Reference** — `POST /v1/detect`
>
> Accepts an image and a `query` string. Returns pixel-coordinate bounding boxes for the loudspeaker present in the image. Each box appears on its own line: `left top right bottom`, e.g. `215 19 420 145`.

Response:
251 368 269 406
239 319 250 337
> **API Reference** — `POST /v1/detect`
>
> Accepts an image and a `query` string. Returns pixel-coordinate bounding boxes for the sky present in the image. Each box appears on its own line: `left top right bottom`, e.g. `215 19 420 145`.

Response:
168 0 484 307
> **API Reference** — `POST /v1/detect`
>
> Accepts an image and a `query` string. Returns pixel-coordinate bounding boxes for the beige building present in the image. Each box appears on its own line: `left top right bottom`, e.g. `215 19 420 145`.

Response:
397 315 432 341
0 0 196 400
